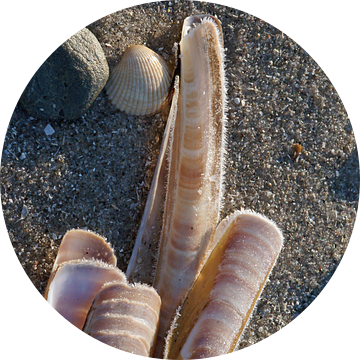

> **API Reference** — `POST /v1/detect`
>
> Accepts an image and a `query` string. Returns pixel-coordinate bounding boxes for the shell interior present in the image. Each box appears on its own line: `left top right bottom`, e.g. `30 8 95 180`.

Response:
126 75 180 284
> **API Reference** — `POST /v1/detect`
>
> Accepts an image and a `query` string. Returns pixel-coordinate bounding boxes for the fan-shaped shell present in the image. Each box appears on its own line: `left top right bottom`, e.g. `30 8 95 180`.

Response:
106 45 172 115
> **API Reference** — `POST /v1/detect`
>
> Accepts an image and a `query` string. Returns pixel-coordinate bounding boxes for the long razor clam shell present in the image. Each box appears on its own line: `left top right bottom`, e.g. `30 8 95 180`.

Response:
126 76 180 284
46 259 126 329
165 210 283 359
44 229 117 299
153 15 226 357
84 281 161 357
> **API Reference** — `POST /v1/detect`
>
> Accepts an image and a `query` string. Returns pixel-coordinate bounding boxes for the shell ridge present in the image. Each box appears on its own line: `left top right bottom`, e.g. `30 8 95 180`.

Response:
91 330 150 357
116 63 131 108
88 312 155 333
140 51 155 114
108 60 129 110
129 49 144 114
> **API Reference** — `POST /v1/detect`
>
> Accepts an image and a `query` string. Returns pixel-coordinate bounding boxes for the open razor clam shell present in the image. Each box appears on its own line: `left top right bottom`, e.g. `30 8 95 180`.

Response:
152 14 227 357
45 259 126 329
126 76 180 284
165 210 283 359
83 281 161 357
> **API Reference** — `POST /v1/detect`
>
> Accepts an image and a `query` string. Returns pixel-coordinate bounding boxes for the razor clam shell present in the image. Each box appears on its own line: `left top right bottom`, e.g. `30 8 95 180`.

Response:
126 76 180 284
44 229 116 299
153 15 226 357
165 210 283 359
83 281 161 357
105 45 172 116
51 229 116 269
46 259 126 329
181 14 224 47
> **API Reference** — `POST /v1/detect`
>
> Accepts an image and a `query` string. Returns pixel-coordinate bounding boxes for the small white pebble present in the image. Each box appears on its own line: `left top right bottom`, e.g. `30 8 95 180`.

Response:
234 97 240 105
44 124 55 136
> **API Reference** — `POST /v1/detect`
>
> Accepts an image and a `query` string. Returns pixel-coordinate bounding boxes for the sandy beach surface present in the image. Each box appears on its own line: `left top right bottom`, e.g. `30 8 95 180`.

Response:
1 1 359 357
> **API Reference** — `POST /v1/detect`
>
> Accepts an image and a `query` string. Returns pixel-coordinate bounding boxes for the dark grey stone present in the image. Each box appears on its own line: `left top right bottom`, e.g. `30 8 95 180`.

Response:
19 28 109 120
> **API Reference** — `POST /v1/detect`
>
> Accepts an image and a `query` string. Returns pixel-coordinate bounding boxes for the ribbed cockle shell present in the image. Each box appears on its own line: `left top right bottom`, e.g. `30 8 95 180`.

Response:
105 45 172 115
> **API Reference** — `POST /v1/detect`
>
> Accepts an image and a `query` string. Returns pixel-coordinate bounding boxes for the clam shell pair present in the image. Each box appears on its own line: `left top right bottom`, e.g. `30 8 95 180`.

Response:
45 229 161 357
106 45 172 115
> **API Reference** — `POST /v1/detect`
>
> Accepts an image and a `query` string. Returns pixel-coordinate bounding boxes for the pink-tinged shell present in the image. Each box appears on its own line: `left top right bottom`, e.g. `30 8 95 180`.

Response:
165 210 283 359
83 281 161 357
46 228 161 356
46 259 126 329
44 229 116 299
105 45 172 115
152 15 227 357
51 229 116 269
